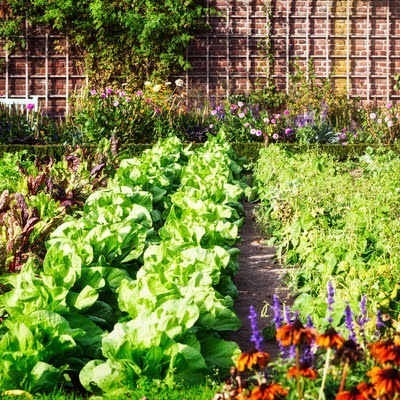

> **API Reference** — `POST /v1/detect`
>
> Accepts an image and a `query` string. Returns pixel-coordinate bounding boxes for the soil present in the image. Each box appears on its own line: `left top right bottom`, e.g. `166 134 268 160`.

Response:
224 201 292 358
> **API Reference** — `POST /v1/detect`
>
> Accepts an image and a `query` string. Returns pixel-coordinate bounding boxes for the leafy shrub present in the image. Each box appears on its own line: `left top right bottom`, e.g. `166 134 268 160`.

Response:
0 1 207 85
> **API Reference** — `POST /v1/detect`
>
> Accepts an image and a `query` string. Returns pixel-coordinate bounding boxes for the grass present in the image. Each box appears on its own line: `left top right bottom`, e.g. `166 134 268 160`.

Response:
0 382 219 400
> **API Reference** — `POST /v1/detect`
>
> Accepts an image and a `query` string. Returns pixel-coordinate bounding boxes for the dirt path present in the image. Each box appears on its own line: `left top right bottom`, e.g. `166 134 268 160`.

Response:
225 201 291 357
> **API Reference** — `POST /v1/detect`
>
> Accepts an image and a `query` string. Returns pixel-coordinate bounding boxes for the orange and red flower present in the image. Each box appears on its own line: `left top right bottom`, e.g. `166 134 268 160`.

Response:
367 366 400 397
250 383 288 400
287 364 318 379
275 319 316 347
317 327 345 350
369 338 400 366
236 351 270 372
335 381 375 400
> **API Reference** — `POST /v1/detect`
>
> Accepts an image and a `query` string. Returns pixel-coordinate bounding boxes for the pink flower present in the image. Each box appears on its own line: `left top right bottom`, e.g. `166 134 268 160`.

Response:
272 133 279 140
250 128 257 135
101 92 106 99
285 128 293 135
369 112 377 120
26 103 35 111
238 101 244 108
283 109 290 115
255 130 263 136
275 113 281 119
271 118 277 124
244 122 250 128
238 112 245 118
106 88 113 95
113 101 119 107
387 103 393 109
136 90 143 97
90 89 97 96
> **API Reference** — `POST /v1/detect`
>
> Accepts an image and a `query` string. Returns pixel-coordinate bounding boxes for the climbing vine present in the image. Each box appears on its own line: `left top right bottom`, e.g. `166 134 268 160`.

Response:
0 0 208 85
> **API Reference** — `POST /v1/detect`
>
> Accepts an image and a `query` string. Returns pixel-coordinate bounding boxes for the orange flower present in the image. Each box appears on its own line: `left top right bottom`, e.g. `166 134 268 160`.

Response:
317 327 345 350
367 366 400 397
369 339 400 366
236 351 270 372
335 382 374 400
275 319 316 347
250 383 288 400
287 364 318 379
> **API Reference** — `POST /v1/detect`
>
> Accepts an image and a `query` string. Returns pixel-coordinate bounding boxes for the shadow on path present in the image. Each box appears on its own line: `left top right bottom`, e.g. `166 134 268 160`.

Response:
225 201 291 358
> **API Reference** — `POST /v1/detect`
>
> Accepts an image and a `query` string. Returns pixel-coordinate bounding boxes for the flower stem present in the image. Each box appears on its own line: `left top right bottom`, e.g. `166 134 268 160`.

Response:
296 346 303 400
318 347 332 400
338 361 349 393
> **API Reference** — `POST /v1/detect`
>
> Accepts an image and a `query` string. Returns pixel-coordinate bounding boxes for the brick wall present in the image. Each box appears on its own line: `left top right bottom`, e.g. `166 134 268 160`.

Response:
184 0 400 106
1 0 400 116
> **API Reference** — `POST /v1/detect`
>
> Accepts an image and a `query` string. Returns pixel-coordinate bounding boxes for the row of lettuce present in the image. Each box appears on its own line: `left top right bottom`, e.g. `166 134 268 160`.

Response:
0 134 245 395
254 145 400 327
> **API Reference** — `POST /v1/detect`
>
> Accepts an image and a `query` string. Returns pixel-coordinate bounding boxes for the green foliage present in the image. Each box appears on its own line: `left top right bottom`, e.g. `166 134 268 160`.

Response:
0 105 63 145
0 134 244 395
0 1 207 85
69 83 192 144
254 145 400 326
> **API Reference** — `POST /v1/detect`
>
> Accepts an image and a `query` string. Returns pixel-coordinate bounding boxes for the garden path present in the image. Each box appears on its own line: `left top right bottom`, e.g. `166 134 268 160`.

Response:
225 201 291 358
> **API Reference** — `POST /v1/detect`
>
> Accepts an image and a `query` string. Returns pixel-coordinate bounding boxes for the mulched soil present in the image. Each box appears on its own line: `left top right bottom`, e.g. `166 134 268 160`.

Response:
224 201 292 358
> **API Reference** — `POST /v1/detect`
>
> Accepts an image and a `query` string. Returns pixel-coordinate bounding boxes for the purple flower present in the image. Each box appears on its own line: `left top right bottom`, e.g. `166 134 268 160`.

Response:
272 294 282 328
306 315 314 328
376 309 386 329
345 304 357 342
250 128 257 135
326 281 335 325
285 128 293 135
101 92 106 99
387 103 393 109
248 305 264 351
357 295 369 327
106 88 113 95
26 103 35 111
211 109 218 116
272 133 279 140
255 130 263 137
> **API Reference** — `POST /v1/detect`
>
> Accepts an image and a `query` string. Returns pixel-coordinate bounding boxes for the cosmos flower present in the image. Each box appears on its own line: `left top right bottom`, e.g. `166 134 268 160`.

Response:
287 363 318 379
276 319 316 347
236 351 270 372
335 382 374 400
249 383 288 400
367 366 400 397
316 327 345 350
369 339 400 366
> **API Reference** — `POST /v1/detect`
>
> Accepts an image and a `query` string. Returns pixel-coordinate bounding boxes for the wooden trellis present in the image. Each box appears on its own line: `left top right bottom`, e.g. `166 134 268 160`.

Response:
184 0 400 104
0 28 86 116
2 0 400 114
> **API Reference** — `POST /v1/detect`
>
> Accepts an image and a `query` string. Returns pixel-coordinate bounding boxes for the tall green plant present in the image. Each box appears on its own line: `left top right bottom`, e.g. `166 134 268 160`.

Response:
0 1 208 85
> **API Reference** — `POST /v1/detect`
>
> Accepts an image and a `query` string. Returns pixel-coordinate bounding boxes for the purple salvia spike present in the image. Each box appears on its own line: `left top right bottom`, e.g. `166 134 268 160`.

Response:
272 294 282 328
345 304 357 343
326 281 335 325
248 305 264 352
